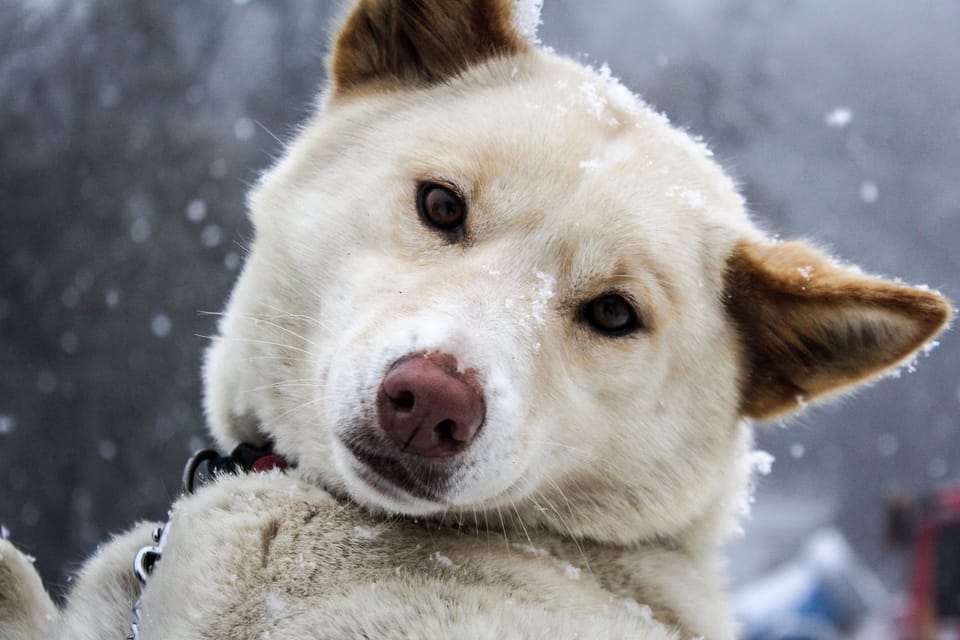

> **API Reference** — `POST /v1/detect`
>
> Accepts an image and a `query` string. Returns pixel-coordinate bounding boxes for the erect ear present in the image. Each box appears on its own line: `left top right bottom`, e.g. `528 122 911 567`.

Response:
724 240 951 420
328 0 529 95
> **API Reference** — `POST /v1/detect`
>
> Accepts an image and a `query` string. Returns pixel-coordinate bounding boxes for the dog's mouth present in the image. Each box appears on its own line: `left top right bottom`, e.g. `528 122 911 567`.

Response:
341 433 455 503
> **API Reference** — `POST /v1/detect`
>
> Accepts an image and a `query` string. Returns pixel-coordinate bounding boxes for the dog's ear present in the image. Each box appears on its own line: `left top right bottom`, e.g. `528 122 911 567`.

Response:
724 240 951 420
328 0 529 94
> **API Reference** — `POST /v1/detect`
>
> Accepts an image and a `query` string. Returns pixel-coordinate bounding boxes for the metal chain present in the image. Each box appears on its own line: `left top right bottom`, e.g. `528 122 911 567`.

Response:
126 520 170 639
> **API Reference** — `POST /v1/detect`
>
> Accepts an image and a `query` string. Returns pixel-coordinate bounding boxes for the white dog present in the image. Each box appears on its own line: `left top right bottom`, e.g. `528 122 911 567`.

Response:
1 1 950 638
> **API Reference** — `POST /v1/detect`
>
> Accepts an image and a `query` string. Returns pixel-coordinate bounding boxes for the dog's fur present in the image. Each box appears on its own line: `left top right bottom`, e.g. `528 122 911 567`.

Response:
1 1 950 638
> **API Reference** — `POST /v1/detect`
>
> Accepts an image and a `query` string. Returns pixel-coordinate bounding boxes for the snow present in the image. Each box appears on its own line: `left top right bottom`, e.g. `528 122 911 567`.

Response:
825 107 853 128
561 561 581 580
431 551 458 569
186 199 207 222
750 450 775 476
97 439 117 461
511 0 543 45
789 443 806 459
622 598 653 620
796 266 814 280
265 592 287 618
0 415 15 435
129 217 152 243
224 251 241 271
529 271 555 326
578 81 608 120
233 116 255 141
859 180 879 203
353 525 377 540
201 224 224 248
0 524 8 539
104 288 120 309
151 313 172 338
876 433 898 457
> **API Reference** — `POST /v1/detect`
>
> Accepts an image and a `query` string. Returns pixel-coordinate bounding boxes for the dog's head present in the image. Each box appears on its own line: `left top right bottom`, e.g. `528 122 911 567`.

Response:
204 0 950 545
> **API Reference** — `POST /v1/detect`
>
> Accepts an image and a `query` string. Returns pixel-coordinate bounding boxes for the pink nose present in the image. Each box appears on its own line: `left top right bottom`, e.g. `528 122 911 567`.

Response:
377 352 485 458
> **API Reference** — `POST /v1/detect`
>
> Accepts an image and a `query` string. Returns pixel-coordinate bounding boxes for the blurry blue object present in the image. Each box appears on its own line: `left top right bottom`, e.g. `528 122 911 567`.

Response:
736 529 889 640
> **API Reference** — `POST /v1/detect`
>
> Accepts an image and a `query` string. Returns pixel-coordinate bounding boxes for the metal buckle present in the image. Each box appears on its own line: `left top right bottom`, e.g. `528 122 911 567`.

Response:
181 448 220 494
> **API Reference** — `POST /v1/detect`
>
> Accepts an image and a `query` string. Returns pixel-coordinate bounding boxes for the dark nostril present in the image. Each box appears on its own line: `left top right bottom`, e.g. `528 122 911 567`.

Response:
435 419 456 442
391 390 415 412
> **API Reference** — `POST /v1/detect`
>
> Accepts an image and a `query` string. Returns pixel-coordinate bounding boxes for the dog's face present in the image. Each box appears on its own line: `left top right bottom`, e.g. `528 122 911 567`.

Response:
204 0 949 545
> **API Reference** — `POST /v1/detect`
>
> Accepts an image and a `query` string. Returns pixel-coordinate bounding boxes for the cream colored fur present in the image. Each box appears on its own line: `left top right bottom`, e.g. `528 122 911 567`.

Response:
1 1 949 639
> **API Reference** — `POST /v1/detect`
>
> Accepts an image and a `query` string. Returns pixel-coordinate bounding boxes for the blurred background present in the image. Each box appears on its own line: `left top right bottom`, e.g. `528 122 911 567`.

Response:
1 0 957 637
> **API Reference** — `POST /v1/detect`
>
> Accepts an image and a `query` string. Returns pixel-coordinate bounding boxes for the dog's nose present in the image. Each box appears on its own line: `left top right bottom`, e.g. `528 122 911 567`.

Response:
377 352 485 458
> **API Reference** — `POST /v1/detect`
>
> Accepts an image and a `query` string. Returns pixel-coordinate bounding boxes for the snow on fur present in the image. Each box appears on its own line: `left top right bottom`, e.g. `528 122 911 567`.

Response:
512 0 544 44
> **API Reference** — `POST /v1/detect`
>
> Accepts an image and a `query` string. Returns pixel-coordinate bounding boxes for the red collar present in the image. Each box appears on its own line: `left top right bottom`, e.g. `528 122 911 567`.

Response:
182 442 288 494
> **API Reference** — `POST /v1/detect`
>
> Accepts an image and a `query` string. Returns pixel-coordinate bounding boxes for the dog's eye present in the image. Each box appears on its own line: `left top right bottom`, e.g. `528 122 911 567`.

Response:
418 183 466 233
582 294 643 336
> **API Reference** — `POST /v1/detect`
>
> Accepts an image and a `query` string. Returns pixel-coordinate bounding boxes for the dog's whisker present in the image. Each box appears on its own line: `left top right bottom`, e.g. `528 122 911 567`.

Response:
236 315 322 349
195 334 314 356
243 355 315 363
510 502 535 551
537 483 591 573
258 397 324 431
494 505 511 554
240 379 317 395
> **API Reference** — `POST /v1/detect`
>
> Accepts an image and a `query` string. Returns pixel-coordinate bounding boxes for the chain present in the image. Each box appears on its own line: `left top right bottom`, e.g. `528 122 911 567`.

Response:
126 521 170 639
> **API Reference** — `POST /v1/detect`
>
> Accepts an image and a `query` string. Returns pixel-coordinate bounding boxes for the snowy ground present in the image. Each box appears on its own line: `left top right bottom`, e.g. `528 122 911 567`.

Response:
1 0 957 621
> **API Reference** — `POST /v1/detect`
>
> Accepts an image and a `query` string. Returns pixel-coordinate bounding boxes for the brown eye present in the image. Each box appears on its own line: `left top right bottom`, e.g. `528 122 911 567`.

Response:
417 183 466 233
582 294 643 336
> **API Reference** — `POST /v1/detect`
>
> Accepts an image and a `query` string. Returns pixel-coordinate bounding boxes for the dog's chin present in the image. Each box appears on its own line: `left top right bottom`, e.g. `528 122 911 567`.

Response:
330 438 456 515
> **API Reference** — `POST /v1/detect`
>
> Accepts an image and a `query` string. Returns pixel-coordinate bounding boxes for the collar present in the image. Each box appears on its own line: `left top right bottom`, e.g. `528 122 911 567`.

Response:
181 441 288 494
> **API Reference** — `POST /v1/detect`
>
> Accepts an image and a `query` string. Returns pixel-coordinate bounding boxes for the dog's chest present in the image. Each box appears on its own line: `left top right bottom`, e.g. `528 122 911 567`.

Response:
131 474 676 639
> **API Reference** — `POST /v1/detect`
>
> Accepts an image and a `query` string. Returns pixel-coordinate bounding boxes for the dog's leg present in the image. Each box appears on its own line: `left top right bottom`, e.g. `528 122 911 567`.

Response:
56 521 158 640
0 539 59 640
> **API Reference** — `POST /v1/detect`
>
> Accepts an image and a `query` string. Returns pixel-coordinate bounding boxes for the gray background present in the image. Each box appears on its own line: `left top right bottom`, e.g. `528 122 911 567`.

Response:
1 0 957 601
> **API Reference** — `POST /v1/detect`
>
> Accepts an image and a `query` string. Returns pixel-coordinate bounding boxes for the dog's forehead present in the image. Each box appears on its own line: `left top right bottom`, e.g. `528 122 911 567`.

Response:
382 56 749 279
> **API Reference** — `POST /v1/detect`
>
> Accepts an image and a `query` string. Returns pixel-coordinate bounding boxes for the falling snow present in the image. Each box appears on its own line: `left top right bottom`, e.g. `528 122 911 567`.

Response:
859 181 879 203
825 107 853 128
201 224 224 248
151 313 172 338
0 415 15 435
877 434 899 457
98 439 117 461
186 199 207 222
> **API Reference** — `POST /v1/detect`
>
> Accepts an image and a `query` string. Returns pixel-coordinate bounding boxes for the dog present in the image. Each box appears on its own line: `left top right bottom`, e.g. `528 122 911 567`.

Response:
0 1 950 638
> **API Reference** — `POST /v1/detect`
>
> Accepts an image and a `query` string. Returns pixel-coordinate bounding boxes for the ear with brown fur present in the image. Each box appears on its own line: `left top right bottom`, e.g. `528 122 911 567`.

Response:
329 0 528 95
724 240 951 420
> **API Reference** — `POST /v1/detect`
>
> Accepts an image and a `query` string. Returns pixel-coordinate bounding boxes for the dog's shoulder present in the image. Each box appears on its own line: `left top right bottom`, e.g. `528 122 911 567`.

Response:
129 474 680 638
